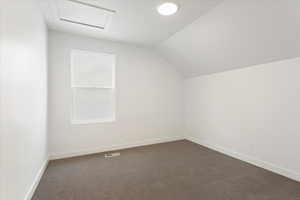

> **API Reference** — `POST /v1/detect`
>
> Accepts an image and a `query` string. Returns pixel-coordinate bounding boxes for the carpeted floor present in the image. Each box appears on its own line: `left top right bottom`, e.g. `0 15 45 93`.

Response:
32 140 300 200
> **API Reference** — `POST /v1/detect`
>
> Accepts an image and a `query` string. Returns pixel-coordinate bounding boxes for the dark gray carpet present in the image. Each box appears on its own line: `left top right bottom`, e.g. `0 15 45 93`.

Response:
32 140 300 200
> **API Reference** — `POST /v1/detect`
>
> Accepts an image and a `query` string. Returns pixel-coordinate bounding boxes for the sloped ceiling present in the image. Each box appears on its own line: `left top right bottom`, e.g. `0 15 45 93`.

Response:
158 0 300 77
39 0 223 45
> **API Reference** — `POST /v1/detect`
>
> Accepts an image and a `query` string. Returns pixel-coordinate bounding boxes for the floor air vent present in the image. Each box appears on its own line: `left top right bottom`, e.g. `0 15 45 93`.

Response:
104 152 120 158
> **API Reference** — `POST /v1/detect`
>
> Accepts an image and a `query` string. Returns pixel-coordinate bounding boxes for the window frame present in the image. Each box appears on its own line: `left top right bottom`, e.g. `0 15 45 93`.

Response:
70 49 116 125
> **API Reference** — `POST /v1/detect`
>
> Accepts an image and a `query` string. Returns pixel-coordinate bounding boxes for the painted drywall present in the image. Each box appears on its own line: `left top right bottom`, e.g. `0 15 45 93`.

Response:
0 0 48 199
48 31 184 158
159 0 300 77
0 2 4 199
185 57 300 181
0 4 4 199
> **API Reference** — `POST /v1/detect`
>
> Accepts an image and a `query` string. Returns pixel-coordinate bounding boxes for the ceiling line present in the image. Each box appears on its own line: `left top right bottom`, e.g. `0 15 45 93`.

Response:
60 18 105 29
66 0 116 14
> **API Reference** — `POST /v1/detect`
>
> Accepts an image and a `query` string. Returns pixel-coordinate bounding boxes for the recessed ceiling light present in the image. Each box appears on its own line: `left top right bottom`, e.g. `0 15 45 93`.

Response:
157 2 178 16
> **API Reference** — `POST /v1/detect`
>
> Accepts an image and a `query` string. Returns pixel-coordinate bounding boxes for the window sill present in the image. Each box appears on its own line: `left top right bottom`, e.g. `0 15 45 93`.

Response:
71 118 115 125
71 85 115 89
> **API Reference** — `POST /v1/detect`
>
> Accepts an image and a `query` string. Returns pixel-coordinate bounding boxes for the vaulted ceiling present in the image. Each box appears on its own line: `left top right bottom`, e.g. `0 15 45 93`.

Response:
39 0 223 45
39 0 300 77
158 0 300 77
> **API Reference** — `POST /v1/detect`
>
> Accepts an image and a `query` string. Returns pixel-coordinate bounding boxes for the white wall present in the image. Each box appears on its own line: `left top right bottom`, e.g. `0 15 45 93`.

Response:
159 0 300 77
0 4 5 199
0 0 48 199
185 57 300 181
48 31 184 159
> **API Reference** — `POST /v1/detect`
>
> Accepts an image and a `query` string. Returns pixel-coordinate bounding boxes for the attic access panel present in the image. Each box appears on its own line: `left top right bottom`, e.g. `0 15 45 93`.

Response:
58 0 116 29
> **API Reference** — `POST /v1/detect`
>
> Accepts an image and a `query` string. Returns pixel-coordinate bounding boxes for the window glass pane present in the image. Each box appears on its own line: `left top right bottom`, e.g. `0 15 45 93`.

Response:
72 88 115 123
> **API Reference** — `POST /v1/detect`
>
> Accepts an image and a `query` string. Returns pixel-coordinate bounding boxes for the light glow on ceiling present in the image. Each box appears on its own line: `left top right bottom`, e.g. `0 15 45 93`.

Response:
157 2 178 16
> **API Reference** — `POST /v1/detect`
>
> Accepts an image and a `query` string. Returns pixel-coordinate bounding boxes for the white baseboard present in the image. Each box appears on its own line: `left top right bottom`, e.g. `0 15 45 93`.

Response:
50 136 184 160
24 159 49 200
186 135 300 182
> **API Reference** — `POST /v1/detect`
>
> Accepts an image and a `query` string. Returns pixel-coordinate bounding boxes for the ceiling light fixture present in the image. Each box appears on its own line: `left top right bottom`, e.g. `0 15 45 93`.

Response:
157 2 178 16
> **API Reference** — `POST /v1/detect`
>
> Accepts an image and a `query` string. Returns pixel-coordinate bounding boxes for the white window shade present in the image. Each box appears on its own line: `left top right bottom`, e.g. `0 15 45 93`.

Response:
72 88 115 124
71 49 116 124
71 49 115 88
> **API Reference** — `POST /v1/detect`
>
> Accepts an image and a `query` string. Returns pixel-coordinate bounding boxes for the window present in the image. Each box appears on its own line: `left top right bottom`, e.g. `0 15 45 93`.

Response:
71 49 115 124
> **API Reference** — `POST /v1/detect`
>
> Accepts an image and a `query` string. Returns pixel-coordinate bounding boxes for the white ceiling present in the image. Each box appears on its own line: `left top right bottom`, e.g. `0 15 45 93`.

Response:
40 0 300 77
159 0 300 77
39 0 223 46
